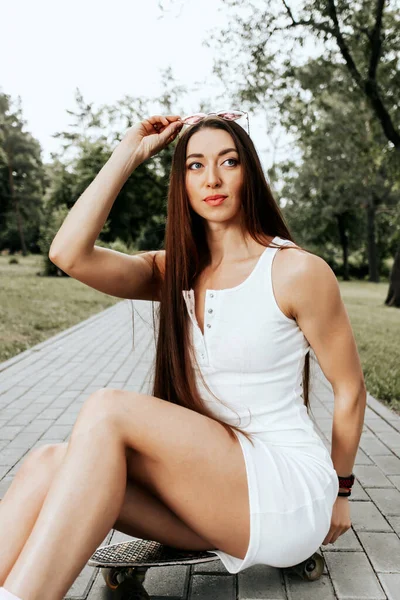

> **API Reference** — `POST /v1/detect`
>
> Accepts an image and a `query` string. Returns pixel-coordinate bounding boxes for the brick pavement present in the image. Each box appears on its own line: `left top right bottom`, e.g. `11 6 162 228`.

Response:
1 300 399 599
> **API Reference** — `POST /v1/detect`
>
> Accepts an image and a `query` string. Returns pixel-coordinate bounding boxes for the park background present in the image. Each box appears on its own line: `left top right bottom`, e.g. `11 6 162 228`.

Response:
0 0 399 413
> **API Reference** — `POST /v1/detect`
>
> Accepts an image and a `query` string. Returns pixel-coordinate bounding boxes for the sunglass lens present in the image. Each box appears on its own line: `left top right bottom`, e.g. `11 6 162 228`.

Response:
217 111 244 120
182 113 207 124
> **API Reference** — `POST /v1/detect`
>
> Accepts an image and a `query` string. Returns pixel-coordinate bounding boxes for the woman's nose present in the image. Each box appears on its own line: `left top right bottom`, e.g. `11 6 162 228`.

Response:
205 167 222 185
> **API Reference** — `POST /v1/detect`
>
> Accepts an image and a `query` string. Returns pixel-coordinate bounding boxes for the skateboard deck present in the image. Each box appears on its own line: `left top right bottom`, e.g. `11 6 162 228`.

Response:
88 538 324 595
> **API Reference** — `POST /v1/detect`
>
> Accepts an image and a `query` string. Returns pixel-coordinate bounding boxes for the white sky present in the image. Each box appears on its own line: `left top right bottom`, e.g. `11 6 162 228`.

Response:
1 0 305 172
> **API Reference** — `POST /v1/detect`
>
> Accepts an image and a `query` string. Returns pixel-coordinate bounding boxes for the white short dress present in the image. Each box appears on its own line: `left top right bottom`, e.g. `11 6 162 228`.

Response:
182 236 339 573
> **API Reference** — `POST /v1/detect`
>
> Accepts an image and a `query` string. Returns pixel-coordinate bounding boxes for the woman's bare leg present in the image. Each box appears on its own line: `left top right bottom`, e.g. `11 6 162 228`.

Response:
0 445 64 585
3 426 130 600
0 441 212 589
2 429 212 600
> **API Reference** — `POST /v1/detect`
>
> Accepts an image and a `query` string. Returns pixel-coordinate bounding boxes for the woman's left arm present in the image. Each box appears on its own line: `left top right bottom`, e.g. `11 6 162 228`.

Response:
284 249 367 543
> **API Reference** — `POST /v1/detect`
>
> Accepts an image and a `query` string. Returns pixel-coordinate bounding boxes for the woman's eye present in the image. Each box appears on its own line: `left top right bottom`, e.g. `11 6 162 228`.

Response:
188 158 238 170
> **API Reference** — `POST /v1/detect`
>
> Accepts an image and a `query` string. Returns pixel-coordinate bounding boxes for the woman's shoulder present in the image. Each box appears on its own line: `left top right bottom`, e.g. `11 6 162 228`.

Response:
275 239 326 273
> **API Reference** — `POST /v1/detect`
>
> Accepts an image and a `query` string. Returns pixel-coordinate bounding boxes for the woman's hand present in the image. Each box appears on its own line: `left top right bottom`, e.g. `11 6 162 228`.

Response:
121 115 184 162
322 496 352 545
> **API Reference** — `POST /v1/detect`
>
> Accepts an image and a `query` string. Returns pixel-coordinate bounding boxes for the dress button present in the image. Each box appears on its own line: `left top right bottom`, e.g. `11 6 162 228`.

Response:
208 309 213 313
207 324 211 328
210 293 214 298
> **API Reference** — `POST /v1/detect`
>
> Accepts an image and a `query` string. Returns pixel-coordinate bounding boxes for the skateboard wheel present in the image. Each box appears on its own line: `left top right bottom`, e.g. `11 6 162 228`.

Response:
102 567 122 590
289 552 324 581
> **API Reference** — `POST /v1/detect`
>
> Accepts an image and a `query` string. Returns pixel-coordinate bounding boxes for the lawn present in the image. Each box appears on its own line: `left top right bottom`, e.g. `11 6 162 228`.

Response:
0 254 120 364
1 254 399 412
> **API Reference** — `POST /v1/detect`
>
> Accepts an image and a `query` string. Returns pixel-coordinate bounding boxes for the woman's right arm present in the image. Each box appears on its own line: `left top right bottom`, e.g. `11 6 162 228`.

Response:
49 115 182 300
49 141 143 269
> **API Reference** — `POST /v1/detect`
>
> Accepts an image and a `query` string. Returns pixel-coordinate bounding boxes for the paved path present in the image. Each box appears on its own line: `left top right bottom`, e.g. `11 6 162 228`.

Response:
1 300 400 600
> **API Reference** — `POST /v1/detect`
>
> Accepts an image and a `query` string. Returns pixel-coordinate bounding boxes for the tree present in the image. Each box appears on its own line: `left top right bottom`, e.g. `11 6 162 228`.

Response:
0 92 47 254
205 0 400 303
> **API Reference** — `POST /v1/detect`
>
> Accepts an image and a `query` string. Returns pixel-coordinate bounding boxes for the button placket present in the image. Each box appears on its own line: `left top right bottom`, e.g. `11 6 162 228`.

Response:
184 289 218 365
205 290 213 329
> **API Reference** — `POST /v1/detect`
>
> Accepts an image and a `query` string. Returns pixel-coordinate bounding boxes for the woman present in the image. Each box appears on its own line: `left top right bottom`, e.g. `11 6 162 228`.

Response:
0 112 366 600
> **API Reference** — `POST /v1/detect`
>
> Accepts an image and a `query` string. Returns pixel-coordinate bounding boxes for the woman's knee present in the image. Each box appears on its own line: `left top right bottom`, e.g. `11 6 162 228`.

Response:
22 442 68 473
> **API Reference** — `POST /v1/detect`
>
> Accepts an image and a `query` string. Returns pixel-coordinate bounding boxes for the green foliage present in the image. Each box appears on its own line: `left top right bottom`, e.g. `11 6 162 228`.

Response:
0 69 188 262
207 0 400 282
0 92 48 254
94 237 135 254
37 204 70 276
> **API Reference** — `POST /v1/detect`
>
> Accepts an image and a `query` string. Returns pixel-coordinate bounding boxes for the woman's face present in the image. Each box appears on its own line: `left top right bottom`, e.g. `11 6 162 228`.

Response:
184 128 243 224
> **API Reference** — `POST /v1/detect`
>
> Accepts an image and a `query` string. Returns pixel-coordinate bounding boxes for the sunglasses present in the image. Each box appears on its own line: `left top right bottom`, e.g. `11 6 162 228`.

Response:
179 110 250 136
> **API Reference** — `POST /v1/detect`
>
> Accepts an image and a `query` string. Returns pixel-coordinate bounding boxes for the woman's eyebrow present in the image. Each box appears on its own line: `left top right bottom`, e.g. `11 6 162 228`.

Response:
186 148 238 160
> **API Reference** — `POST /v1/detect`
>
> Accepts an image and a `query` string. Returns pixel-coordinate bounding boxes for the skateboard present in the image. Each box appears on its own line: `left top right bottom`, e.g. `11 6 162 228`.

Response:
88 538 325 597
88 538 218 598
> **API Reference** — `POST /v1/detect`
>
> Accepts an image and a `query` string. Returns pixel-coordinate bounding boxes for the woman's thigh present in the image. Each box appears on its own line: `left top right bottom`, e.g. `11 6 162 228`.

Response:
83 389 251 560
30 442 214 551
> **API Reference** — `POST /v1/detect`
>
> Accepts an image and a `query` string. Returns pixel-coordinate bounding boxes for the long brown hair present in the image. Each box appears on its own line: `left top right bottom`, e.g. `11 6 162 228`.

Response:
135 116 312 448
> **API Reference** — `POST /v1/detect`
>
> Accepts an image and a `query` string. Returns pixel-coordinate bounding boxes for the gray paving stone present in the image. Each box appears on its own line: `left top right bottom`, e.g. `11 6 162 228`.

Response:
366 420 400 434
360 436 393 456
285 572 336 599
349 479 370 501
321 527 363 551
0 440 8 452
193 559 228 573
189 574 235 599
377 574 400 600
0 446 29 467
0 465 11 478
376 432 400 447
350 502 393 532
64 563 96 599
141 565 188 597
21 420 53 434
7 413 35 426
0 476 13 498
367 395 400 433
1 434 41 450
0 425 24 440
354 465 394 488
386 516 400 535
324 551 386 598
391 448 400 460
388 476 400 492
370 455 400 476
358 532 400 573
355 448 374 465
364 407 381 421
238 564 286 598
40 425 73 440
37 407 66 419
366 488 400 516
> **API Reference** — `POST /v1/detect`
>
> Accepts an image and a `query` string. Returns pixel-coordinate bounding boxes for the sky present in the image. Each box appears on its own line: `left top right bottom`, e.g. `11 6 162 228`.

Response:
1 0 306 172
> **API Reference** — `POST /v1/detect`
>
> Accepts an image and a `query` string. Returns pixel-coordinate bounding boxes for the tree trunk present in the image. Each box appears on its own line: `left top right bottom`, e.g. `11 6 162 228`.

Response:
7 145 28 255
367 195 379 283
385 243 400 307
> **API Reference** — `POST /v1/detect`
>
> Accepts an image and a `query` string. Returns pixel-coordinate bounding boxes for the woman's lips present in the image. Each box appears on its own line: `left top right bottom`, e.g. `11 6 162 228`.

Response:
204 196 227 206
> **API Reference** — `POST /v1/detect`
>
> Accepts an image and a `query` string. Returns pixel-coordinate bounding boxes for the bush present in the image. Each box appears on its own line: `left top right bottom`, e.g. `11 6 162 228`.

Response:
37 205 70 276
95 237 136 254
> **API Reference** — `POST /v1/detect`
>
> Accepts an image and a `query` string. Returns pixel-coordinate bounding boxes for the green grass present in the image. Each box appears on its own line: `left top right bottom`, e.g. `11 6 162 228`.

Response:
1 255 399 413
339 280 400 413
0 254 120 363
